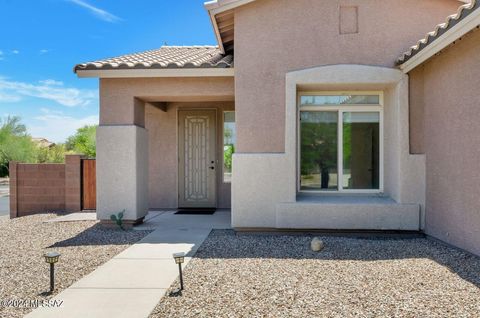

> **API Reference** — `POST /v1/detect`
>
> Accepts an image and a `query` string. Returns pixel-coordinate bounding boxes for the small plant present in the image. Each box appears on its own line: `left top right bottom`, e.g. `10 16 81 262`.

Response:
110 210 125 231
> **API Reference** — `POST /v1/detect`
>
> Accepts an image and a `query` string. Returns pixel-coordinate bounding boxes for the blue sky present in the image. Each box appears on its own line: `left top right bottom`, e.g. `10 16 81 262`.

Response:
0 0 216 142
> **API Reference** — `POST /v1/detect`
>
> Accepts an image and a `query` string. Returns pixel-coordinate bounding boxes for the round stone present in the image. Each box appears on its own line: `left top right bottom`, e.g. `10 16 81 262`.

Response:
311 237 324 252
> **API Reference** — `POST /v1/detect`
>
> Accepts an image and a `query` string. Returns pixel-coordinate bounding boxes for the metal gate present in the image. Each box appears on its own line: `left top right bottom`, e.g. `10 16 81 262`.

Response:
82 159 96 210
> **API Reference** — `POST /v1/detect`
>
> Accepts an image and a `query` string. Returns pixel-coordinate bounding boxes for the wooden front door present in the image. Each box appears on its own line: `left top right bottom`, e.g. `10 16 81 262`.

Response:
82 159 96 210
178 110 217 208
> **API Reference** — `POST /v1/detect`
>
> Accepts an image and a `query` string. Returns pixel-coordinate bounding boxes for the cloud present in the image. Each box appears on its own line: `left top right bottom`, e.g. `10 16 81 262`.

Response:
39 79 64 86
0 77 97 107
0 92 21 102
68 0 121 23
11 50 19 54
29 113 99 143
0 50 3 61
39 107 64 115
39 49 49 54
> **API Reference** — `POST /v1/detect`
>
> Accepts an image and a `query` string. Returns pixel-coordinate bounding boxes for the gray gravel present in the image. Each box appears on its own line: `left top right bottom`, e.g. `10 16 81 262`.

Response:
151 230 480 318
0 213 151 318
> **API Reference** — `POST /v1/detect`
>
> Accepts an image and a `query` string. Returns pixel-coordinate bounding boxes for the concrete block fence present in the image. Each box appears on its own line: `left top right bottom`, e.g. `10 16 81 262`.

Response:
9 154 86 218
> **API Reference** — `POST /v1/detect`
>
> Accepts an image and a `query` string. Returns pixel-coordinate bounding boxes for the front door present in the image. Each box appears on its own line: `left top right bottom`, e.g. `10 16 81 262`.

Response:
178 110 217 208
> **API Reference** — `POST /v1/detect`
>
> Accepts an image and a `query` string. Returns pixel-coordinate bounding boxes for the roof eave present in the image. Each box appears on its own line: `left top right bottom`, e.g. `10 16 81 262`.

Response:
204 0 256 52
204 0 256 13
207 7 226 54
75 68 235 79
398 4 480 73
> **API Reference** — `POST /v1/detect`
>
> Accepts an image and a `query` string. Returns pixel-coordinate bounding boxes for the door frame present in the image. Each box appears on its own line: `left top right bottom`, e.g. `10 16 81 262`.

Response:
177 108 218 208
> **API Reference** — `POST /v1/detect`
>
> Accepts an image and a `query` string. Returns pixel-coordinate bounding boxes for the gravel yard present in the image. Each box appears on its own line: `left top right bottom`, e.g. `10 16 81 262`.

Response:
0 213 151 318
151 230 480 318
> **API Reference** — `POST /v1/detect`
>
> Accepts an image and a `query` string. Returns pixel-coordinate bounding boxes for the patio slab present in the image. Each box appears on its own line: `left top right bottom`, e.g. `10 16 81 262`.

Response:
27 210 231 318
135 210 231 231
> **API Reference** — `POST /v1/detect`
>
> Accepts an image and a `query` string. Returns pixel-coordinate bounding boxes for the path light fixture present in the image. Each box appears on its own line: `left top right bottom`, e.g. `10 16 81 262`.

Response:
170 252 186 296
44 251 61 293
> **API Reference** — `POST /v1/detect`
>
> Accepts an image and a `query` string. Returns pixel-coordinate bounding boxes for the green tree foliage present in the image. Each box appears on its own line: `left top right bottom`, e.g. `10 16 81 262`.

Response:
224 144 234 172
0 116 38 176
36 144 68 163
66 125 97 158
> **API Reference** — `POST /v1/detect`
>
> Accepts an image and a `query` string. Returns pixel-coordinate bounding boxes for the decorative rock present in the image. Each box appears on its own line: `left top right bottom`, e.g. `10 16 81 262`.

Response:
151 230 480 318
311 237 325 252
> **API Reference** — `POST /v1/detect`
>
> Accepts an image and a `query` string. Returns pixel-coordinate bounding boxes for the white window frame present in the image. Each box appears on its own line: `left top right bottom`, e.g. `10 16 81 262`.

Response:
223 111 235 183
297 91 384 194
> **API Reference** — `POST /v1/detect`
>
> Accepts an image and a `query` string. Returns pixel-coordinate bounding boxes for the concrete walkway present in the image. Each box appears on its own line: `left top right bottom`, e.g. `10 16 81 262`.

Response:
0 182 9 217
27 210 231 318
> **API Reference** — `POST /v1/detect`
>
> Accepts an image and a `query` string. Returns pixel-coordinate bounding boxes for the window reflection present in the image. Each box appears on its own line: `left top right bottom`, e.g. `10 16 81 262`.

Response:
343 112 380 189
300 111 338 190
301 95 380 106
223 112 235 183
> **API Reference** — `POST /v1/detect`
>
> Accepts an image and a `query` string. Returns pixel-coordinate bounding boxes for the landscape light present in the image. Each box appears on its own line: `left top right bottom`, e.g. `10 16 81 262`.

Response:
44 251 60 293
172 252 186 294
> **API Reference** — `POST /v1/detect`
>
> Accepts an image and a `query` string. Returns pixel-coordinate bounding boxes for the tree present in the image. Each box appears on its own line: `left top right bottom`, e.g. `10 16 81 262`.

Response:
0 116 38 176
66 125 97 157
36 144 67 163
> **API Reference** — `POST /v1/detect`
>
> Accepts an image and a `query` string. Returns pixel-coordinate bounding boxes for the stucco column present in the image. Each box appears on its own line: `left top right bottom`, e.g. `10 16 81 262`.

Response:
96 125 149 225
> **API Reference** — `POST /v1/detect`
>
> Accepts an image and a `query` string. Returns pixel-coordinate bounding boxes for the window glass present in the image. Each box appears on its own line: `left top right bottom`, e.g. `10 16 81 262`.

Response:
301 95 380 106
343 112 380 189
300 111 338 190
223 112 235 182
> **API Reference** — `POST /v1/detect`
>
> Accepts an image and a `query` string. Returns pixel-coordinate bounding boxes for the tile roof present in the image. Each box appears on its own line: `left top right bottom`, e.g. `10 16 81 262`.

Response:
74 46 233 72
397 0 479 65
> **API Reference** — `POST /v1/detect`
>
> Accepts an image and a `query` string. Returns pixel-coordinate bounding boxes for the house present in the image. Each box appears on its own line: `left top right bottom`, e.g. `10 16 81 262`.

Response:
74 0 480 255
32 137 55 148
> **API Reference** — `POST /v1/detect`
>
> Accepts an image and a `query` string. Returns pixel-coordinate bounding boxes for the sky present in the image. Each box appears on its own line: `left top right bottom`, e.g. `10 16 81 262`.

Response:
0 0 216 142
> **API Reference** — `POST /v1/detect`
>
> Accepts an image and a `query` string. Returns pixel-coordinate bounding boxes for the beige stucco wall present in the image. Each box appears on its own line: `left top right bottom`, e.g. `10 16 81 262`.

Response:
410 29 480 256
99 77 235 125
234 0 460 153
97 125 149 222
409 66 425 154
146 101 235 209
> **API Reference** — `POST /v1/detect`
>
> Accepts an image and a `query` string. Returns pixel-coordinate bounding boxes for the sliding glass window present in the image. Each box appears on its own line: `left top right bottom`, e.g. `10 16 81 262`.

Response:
299 93 382 192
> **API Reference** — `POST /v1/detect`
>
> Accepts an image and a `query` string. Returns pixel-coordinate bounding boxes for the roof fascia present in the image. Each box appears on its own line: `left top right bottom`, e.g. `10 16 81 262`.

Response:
76 68 235 78
399 7 480 73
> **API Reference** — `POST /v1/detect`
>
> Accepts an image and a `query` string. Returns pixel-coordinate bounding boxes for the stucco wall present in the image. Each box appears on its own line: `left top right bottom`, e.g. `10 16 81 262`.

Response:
409 66 425 154
97 125 149 222
234 0 459 153
99 77 235 125
146 101 235 209
412 29 480 256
